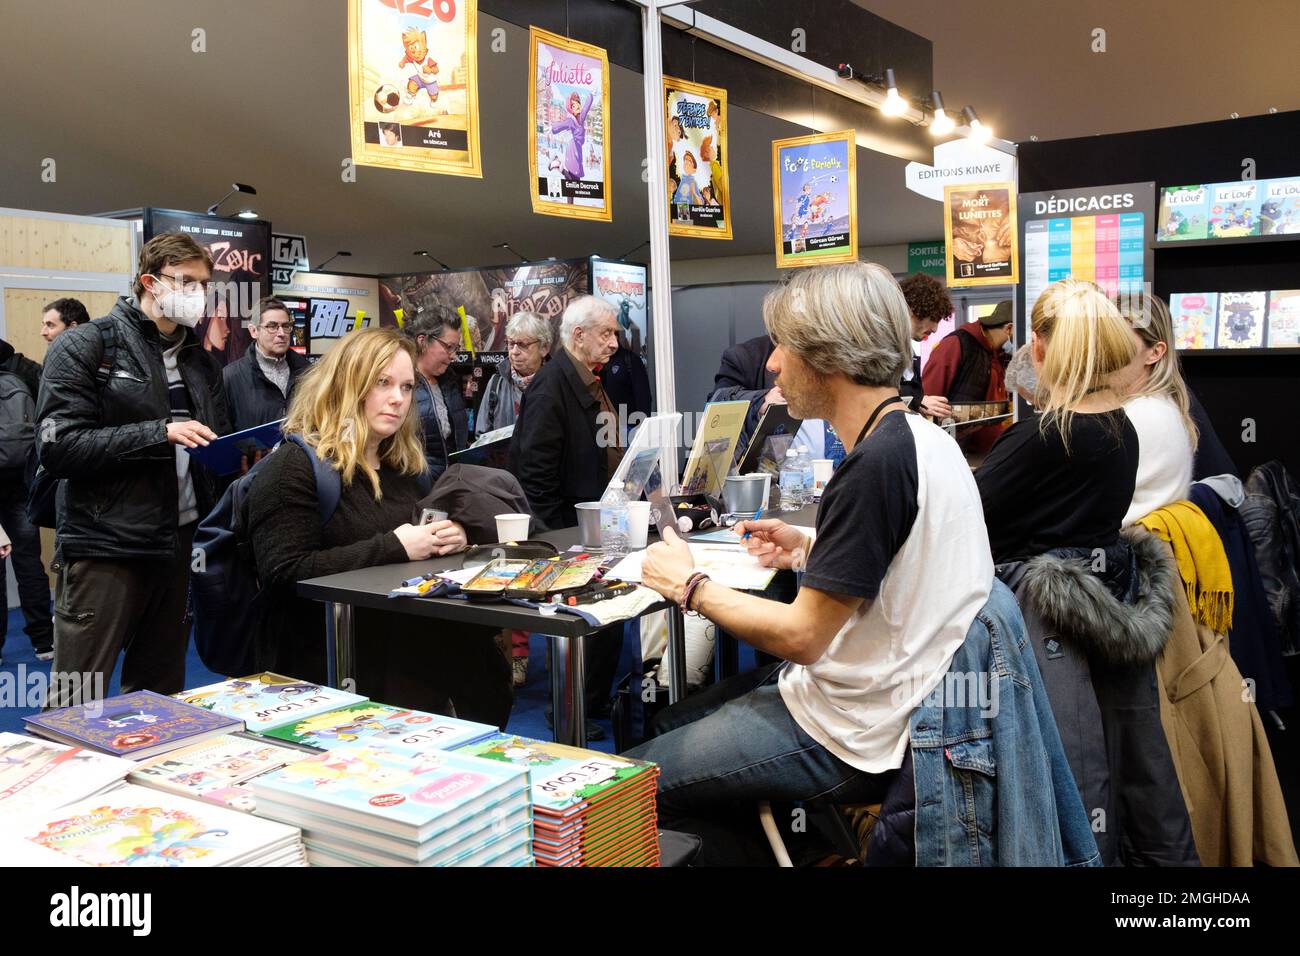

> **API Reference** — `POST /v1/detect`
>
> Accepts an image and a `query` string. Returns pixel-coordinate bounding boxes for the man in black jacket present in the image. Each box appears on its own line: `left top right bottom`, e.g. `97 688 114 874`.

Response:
37 232 232 705
596 343 651 445
222 296 311 432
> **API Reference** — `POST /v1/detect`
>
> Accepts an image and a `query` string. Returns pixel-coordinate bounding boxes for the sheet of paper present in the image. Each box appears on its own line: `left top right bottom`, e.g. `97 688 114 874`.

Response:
607 543 776 592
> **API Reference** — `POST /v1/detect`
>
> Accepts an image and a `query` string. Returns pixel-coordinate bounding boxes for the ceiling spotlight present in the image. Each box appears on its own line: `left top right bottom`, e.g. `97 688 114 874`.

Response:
1268 106 1278 114
1230 111 1240 119
963 106 992 143
206 182 256 216
928 91 955 136
492 242 531 263
414 250 452 270
314 250 352 271
881 69 907 117
236 208 259 220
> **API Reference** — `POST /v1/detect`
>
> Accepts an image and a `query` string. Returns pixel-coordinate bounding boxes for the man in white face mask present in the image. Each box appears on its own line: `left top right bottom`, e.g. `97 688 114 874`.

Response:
35 232 232 706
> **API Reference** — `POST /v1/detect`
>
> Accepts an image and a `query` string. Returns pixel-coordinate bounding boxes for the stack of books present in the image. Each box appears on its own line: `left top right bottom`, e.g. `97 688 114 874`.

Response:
176 673 366 734
0 732 134 816
262 702 496 754
0 784 305 866
129 734 316 812
251 744 533 866
455 735 660 866
24 691 242 761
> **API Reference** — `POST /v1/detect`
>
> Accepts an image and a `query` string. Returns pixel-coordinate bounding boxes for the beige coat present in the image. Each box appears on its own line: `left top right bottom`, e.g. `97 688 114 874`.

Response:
1153 538 1298 866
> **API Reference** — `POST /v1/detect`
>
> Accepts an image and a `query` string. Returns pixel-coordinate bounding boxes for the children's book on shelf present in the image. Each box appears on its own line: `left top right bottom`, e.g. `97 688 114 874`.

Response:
1169 292 1218 350
1266 289 1300 347
175 673 366 733
1215 291 1266 349
24 691 242 761
0 732 133 817
129 733 314 812
261 702 496 754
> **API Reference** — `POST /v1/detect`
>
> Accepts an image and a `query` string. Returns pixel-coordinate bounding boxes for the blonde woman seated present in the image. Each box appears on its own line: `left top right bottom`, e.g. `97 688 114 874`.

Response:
246 327 513 726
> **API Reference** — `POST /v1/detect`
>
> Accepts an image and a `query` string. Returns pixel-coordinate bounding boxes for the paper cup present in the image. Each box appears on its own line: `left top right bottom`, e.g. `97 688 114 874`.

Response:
626 501 652 549
575 502 603 549
494 513 531 543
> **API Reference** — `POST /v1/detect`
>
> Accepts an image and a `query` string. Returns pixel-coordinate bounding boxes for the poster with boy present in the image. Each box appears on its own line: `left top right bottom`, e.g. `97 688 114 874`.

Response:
944 182 1019 287
771 130 857 269
664 77 732 240
348 0 481 178
528 28 611 222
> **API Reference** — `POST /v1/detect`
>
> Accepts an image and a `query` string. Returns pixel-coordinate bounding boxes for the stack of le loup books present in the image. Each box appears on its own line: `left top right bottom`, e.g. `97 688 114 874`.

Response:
175 673 367 734
455 735 660 866
0 783 305 866
0 732 134 816
24 690 241 761
251 744 533 866
261 702 496 754
129 734 316 812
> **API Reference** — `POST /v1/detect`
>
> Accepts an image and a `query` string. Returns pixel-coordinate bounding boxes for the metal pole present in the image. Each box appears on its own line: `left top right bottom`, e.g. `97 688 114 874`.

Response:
666 606 688 703
325 602 356 691
549 633 587 747
642 0 680 482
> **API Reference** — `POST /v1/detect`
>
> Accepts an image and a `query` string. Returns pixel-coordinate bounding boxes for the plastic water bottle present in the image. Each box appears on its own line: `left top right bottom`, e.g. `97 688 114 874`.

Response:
599 481 631 555
796 445 815 506
779 449 805 512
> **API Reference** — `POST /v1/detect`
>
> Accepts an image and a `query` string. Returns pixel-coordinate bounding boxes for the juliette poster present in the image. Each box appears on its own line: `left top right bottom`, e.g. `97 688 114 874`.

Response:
944 182 1019 287
771 130 857 269
528 28 611 222
348 0 481 178
664 77 732 240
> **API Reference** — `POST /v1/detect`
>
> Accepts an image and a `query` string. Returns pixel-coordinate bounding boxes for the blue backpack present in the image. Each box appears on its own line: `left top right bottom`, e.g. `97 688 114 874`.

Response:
190 434 343 677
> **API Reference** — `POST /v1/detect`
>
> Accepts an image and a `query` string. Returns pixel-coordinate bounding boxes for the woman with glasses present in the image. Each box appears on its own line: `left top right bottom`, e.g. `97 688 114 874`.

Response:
476 311 552 438
404 305 470 480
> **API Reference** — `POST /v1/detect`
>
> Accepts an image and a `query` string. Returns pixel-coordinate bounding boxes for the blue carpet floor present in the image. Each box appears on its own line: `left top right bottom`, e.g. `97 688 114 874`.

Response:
0 608 645 754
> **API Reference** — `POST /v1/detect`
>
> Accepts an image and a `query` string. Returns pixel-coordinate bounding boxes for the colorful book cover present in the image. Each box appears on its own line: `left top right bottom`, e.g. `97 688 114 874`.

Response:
1216 292 1266 349
252 744 528 833
3 783 299 867
175 673 366 732
1169 292 1218 350
0 733 133 817
455 734 657 815
1207 181 1263 238
1266 290 1300 347
25 691 241 759
262 703 496 753
130 734 309 801
1157 185 1209 241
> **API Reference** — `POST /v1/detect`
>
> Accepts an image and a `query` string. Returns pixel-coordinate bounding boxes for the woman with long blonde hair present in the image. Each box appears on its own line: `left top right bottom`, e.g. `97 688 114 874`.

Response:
246 327 512 725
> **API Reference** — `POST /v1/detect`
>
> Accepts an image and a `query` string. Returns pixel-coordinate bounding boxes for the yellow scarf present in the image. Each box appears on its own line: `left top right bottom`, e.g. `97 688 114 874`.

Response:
1136 500 1234 634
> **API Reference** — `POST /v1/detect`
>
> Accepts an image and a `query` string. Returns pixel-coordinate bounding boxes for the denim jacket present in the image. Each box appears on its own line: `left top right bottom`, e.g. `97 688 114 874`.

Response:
909 578 1101 866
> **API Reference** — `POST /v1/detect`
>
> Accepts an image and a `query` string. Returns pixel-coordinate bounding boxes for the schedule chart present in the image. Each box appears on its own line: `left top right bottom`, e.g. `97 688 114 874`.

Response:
1023 211 1146 309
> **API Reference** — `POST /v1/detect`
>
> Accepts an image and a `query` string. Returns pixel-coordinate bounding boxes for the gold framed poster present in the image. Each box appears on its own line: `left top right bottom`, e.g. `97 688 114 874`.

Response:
771 130 858 269
348 0 481 178
664 76 732 240
527 28 612 222
944 182 1019 287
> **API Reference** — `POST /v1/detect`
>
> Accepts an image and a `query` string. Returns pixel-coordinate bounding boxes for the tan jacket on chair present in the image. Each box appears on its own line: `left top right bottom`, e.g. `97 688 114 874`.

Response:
1152 537 1298 867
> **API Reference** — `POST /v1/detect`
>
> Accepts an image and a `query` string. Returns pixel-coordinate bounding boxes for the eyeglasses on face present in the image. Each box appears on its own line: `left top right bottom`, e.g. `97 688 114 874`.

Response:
506 339 539 352
154 272 209 295
260 321 294 333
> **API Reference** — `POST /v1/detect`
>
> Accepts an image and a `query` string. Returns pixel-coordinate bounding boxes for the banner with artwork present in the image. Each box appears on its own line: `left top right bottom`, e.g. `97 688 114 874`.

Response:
272 271 381 357
589 257 647 361
349 0 481 178
943 182 1018 287
143 209 271 367
770 130 857 269
664 77 731 239
528 28 611 221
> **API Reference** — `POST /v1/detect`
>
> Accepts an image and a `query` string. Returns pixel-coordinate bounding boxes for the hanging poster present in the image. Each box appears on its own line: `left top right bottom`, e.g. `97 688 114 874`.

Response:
348 0 481 178
664 77 732 240
589 257 647 361
528 28 611 222
943 182 1018 287
771 130 857 269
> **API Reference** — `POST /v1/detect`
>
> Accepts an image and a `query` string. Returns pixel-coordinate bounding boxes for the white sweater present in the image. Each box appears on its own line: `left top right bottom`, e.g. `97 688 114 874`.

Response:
1123 394 1194 526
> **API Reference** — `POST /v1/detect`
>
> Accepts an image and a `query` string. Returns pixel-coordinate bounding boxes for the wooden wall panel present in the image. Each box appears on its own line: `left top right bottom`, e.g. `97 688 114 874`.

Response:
0 214 133 274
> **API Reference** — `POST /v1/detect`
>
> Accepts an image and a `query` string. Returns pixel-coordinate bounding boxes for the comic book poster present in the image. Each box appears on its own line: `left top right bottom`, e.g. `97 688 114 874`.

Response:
590 257 647 360
664 77 731 239
528 28 611 221
1215 291 1266 349
349 0 481 178
1267 290 1300 347
1169 292 1218 351
379 260 589 421
770 130 857 269
143 209 271 367
944 182 1018 287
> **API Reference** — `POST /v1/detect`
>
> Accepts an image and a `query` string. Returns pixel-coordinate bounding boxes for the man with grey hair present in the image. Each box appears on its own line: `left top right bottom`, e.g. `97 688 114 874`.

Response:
508 294 624 739
477 311 552 437
628 261 1000 864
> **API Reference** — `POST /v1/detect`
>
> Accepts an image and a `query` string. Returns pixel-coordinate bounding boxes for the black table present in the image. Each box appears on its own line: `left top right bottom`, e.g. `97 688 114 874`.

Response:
297 523 684 748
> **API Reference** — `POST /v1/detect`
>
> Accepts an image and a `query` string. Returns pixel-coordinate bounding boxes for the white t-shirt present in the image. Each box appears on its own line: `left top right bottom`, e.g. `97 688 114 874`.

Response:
1122 394 1194 526
779 412 994 773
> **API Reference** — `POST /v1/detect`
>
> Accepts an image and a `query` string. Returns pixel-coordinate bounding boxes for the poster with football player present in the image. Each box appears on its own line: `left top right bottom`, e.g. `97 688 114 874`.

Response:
349 0 481 177
528 27 611 221
771 130 857 269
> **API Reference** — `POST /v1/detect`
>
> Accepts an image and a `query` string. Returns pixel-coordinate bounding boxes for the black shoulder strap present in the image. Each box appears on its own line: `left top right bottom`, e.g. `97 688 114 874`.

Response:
91 316 117 390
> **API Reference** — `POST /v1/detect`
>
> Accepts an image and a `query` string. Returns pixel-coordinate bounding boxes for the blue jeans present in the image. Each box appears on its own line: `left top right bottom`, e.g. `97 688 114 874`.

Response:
623 662 894 865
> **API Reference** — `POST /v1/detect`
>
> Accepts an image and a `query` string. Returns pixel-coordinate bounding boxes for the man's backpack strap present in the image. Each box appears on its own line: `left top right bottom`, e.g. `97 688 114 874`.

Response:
90 316 117 389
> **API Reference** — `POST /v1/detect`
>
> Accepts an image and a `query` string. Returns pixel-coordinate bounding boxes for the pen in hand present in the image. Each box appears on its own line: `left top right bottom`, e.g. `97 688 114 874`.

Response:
741 506 765 540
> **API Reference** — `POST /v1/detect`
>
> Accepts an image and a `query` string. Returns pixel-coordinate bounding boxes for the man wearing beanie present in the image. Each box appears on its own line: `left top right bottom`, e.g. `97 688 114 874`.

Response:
921 300 1013 454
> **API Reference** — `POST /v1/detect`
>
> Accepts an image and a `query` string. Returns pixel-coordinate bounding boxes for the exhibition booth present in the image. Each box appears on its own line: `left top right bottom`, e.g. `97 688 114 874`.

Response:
0 0 1297 882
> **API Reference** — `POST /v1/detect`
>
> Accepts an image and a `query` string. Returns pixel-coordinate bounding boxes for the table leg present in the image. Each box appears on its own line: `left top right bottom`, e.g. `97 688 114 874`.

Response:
666 606 687 704
714 627 739 683
548 633 587 747
324 601 356 691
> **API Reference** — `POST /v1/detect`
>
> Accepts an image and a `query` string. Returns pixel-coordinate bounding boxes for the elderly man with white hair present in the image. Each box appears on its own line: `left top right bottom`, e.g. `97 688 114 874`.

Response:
477 311 554 437
508 295 625 739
